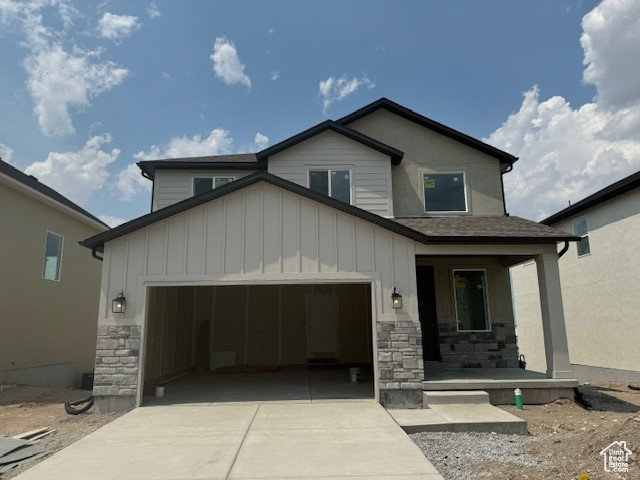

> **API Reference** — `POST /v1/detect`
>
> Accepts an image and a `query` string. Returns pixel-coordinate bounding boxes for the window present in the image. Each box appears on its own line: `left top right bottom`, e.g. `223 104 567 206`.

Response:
43 231 63 281
193 176 235 196
423 172 467 213
453 269 490 331
574 218 590 256
308 169 351 204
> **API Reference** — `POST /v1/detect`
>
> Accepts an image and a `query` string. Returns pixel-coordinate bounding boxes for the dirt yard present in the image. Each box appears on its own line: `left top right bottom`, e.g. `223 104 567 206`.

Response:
412 382 640 480
0 385 122 478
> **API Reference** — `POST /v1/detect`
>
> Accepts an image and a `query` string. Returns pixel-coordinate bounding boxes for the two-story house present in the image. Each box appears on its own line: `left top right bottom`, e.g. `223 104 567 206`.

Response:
512 170 640 383
81 98 579 412
0 159 108 388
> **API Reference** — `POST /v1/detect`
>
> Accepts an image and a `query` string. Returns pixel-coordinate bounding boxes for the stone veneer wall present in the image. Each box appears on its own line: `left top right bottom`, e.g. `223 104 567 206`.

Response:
377 320 424 408
93 325 141 412
438 322 519 368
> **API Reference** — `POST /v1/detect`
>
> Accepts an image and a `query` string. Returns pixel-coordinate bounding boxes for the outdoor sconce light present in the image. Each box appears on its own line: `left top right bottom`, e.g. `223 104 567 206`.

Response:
391 287 403 309
112 291 126 314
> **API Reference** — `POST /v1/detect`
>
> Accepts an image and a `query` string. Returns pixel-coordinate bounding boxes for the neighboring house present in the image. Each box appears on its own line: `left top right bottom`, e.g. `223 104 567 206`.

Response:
512 171 640 382
0 160 108 388
81 98 578 412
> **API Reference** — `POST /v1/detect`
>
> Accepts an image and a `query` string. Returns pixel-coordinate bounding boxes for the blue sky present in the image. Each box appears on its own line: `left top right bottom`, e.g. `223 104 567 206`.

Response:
2 0 639 225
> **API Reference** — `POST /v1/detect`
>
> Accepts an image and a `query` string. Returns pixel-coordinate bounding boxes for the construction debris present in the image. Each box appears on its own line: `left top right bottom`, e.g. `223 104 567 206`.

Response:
0 429 53 475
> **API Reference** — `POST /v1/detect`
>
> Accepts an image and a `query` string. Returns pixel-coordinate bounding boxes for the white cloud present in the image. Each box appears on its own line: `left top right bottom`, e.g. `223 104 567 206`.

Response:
99 214 126 228
485 1 640 221
318 74 375 113
210 36 251 88
271 71 279 81
253 132 269 150
134 128 234 160
147 2 160 19
0 1 129 136
97 12 140 41
267 28 274 34
115 163 151 200
24 134 120 205
0 142 14 164
25 44 128 136
580 0 640 108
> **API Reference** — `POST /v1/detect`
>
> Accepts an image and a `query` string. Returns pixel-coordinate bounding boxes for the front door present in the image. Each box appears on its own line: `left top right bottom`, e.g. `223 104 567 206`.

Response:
306 295 337 358
416 265 441 361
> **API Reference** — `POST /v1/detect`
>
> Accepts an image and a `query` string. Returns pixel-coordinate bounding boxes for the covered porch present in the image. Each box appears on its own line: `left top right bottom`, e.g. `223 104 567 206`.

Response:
408 233 579 404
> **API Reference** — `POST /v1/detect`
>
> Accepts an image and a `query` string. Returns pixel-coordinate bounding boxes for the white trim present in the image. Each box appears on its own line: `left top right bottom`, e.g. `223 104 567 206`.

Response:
422 171 469 214
306 167 354 205
452 268 491 332
191 175 236 196
42 230 64 282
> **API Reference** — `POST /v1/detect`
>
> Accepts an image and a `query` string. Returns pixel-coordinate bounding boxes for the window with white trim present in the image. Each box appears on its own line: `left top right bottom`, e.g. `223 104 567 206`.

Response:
453 269 490 331
193 176 235 196
308 169 351 204
43 231 63 281
423 172 468 213
574 218 590 257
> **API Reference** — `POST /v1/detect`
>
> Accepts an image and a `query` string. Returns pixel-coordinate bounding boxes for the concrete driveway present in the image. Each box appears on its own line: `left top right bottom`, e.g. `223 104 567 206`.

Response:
15 402 443 480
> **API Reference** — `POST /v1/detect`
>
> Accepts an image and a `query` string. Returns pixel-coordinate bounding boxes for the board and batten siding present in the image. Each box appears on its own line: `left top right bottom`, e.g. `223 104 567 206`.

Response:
152 170 255 211
267 130 394 217
97 181 418 331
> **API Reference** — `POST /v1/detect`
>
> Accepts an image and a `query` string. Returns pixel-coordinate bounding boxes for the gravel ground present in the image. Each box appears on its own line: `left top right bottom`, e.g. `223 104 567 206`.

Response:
410 431 542 479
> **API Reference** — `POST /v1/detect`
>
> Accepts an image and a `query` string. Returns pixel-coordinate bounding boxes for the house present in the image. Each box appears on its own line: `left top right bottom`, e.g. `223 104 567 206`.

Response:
81 98 579 413
0 159 108 388
512 170 640 383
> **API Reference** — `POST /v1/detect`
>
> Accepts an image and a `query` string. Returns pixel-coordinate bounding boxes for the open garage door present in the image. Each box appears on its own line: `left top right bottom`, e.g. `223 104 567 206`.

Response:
141 283 374 405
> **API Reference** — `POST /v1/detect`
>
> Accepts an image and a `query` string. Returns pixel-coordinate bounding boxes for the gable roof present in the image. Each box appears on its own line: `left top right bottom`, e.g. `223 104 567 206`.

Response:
138 153 261 180
0 159 108 229
543 170 640 225
337 97 518 165
256 120 404 164
81 171 574 251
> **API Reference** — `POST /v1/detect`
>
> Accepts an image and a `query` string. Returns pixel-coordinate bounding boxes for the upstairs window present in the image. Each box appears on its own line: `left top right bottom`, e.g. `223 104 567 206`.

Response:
423 172 468 213
453 269 490 331
308 169 351 204
43 231 63 281
574 218 590 257
193 176 235 196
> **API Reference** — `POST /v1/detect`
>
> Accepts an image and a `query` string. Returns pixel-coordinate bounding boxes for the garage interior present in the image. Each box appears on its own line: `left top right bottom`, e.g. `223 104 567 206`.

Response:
142 283 375 405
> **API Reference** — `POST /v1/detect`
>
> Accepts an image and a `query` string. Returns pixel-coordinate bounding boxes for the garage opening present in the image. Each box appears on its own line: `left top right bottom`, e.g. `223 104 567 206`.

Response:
142 283 374 405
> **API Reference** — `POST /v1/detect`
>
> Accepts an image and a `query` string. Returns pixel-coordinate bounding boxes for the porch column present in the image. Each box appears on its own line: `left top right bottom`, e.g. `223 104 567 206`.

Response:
535 253 573 379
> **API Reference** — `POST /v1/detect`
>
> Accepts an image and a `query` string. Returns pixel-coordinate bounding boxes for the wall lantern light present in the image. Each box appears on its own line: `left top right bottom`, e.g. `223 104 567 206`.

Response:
112 291 126 314
391 287 403 309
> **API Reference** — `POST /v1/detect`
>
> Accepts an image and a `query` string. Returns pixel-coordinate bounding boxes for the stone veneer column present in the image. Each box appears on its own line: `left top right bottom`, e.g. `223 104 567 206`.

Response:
376 320 424 408
93 325 141 413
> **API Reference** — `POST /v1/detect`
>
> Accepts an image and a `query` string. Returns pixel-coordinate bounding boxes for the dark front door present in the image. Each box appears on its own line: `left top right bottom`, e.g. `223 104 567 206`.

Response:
416 265 441 361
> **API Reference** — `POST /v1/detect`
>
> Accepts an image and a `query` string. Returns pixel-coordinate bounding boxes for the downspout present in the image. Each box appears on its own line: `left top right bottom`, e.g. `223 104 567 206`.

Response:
140 168 154 212
558 240 570 258
91 247 103 261
500 164 513 216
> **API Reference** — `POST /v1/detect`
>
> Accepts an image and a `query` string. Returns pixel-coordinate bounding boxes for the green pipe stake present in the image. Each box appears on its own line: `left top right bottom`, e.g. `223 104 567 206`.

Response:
514 388 523 410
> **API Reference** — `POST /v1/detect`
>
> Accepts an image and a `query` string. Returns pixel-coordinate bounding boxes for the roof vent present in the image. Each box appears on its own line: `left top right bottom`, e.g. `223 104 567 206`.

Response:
29 175 38 181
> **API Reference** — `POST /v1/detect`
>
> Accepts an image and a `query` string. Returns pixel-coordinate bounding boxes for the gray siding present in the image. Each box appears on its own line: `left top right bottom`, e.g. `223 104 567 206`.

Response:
267 131 394 217
152 170 255 211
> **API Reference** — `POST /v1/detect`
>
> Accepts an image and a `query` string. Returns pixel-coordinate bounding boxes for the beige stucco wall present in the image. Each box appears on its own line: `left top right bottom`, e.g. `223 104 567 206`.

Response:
511 188 640 375
346 109 506 217
0 181 105 387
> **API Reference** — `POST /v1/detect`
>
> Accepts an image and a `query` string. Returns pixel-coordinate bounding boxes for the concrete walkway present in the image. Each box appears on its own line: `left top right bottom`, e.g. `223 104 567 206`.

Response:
14 402 443 480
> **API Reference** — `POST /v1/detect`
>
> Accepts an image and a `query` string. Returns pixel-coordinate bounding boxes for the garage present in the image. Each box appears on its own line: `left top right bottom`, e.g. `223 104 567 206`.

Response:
141 283 375 405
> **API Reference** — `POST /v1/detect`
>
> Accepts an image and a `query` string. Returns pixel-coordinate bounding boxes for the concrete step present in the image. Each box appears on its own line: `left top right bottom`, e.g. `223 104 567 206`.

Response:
424 390 490 406
388 404 528 435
